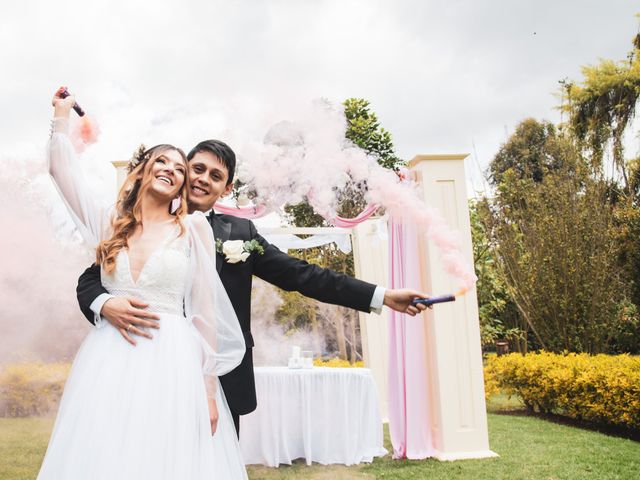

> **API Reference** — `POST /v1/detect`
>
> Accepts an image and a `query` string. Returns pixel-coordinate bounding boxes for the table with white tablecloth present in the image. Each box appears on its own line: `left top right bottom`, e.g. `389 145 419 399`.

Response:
239 366 387 467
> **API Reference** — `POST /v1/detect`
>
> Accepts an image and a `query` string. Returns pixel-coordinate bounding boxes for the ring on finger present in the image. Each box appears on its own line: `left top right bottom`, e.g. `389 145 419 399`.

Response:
127 324 132 332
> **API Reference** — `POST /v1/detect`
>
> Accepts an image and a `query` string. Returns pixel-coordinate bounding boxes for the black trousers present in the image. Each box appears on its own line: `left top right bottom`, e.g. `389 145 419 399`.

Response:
231 410 240 439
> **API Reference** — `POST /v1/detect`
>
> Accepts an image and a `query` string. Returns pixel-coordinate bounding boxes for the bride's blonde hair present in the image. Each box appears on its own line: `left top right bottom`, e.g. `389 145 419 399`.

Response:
97 145 189 274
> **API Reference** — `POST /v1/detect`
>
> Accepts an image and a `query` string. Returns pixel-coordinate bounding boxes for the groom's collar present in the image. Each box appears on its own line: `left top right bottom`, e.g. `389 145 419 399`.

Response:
206 208 232 244
204 208 231 274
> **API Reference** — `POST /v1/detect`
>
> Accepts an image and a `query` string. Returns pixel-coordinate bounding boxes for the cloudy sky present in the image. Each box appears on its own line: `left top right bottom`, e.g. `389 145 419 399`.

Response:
1 0 638 196
0 1 637 357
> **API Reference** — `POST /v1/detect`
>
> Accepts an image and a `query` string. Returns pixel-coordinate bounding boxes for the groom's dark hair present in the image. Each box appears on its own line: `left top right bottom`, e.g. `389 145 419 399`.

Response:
187 140 236 186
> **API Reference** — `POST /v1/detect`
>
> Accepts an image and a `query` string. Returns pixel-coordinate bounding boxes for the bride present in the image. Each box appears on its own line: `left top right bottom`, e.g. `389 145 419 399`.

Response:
38 91 248 479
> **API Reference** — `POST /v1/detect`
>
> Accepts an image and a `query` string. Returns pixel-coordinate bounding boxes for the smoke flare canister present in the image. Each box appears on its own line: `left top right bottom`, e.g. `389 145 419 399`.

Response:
57 87 85 117
411 294 456 307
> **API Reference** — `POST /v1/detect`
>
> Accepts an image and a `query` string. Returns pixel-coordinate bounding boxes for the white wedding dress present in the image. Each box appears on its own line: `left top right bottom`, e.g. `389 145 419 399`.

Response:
38 120 248 479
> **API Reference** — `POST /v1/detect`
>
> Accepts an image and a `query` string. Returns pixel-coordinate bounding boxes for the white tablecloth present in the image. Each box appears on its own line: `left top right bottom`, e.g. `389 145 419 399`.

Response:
239 367 387 466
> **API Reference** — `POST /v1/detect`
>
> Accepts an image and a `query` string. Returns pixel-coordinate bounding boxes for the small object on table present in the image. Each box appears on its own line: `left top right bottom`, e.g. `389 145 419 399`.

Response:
302 350 314 369
288 345 303 369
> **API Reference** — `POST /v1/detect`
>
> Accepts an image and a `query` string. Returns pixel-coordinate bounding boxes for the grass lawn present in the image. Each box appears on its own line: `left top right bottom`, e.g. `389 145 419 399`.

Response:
2 403 639 480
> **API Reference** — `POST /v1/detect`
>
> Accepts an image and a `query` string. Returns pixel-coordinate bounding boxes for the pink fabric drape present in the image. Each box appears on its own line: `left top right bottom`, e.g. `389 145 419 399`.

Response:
214 202 378 225
213 204 269 219
387 218 434 459
329 204 378 227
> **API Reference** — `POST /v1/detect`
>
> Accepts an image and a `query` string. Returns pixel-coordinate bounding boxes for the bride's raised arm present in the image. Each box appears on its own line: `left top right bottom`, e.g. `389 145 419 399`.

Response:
48 92 112 247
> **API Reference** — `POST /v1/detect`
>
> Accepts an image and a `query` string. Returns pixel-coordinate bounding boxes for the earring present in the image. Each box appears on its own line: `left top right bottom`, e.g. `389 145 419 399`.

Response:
171 196 181 214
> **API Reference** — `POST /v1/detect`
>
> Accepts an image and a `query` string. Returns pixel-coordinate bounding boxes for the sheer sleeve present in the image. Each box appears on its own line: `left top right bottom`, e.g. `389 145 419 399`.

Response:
185 212 245 399
47 117 113 246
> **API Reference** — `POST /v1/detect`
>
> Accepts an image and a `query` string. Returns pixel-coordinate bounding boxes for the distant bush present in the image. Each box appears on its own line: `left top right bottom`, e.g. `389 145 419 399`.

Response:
313 358 364 368
0 362 70 417
484 352 640 429
0 359 368 417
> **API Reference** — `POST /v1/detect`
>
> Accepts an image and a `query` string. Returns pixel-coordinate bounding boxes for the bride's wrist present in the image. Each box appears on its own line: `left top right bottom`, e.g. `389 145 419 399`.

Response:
53 105 71 119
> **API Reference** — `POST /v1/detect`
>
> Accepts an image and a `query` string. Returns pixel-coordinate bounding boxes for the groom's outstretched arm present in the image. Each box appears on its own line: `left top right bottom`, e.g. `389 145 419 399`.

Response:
248 223 429 315
249 223 377 313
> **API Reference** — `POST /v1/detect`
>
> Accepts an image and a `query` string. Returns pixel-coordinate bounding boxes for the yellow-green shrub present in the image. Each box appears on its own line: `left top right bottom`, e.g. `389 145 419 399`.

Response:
0 362 71 417
313 358 364 368
484 352 640 429
0 359 369 417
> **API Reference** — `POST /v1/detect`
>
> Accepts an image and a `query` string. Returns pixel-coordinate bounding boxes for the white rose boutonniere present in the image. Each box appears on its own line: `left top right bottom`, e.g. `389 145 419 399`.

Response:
216 238 265 264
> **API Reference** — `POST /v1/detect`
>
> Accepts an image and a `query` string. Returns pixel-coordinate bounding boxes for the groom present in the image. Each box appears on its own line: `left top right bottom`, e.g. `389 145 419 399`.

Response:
75 139 428 436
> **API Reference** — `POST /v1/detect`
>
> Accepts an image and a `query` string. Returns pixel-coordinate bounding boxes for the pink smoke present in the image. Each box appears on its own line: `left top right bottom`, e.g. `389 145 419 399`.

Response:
234 104 477 291
69 115 100 153
1 154 91 363
367 169 477 292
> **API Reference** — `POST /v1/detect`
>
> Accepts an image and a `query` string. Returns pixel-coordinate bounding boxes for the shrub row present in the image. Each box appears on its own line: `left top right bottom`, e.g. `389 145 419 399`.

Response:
313 358 364 368
0 362 70 417
0 359 364 417
484 352 640 429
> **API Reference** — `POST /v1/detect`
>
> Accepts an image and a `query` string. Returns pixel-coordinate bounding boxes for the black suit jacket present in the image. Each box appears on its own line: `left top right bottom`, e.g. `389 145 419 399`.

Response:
76 213 377 415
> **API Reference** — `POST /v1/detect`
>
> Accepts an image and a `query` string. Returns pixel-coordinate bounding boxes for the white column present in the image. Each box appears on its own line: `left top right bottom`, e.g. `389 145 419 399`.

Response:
409 154 496 460
111 160 129 190
352 218 389 421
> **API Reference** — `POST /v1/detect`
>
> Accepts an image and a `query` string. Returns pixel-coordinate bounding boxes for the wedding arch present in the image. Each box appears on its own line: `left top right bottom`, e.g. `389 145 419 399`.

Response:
111 152 495 461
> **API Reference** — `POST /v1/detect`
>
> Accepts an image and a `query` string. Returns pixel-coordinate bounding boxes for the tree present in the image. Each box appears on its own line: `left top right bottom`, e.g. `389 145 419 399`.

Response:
489 118 576 186
476 22 640 354
469 199 525 352
277 98 403 362
343 98 404 171
558 27 640 352
282 201 327 228
560 32 640 187
273 244 361 360
284 98 403 226
479 119 574 352
481 126 627 353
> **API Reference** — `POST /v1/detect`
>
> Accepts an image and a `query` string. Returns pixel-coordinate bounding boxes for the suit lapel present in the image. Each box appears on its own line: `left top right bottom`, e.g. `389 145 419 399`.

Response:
209 213 232 274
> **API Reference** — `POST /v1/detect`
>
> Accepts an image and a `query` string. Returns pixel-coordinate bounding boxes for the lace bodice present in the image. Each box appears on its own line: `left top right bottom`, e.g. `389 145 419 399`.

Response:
102 230 190 316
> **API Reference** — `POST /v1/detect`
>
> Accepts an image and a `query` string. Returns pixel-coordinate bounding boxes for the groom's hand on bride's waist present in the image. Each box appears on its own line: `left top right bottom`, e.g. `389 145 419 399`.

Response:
101 297 160 346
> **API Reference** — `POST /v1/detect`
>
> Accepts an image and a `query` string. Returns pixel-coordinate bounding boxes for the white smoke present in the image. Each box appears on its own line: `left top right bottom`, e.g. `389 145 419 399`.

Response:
250 279 325 366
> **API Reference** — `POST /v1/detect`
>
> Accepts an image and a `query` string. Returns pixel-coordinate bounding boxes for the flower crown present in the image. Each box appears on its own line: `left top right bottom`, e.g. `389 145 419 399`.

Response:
128 144 148 173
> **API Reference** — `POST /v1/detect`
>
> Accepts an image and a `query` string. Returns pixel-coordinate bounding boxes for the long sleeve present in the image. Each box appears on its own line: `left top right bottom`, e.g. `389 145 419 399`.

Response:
48 118 113 247
370 286 386 314
185 213 245 399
